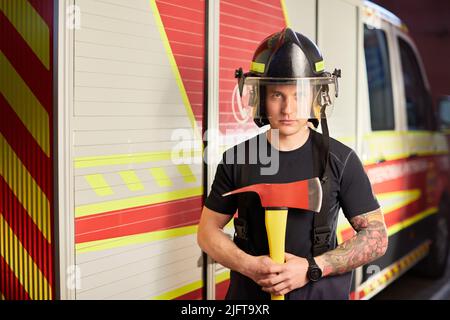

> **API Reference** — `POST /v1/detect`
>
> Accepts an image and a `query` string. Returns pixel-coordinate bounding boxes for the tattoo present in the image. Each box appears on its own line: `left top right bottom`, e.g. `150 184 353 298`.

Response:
321 209 388 276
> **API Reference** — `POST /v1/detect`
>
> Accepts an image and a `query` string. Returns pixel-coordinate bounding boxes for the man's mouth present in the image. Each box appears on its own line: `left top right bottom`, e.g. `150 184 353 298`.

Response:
279 120 297 125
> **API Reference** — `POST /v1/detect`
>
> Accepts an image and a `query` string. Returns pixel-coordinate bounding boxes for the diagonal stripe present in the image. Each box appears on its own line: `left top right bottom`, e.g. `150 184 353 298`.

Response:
0 214 51 300
280 0 291 27
0 52 50 156
177 164 196 183
0 134 51 242
75 186 202 218
150 0 202 141
149 167 173 187
0 0 50 69
119 171 144 191
387 207 437 237
84 174 114 197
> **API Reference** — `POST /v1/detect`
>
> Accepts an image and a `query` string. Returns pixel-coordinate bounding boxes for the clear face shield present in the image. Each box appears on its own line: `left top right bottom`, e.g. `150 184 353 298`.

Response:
235 70 341 123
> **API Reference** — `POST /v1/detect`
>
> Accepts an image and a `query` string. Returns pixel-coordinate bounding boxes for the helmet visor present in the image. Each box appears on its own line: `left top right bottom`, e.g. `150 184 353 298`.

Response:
238 77 337 122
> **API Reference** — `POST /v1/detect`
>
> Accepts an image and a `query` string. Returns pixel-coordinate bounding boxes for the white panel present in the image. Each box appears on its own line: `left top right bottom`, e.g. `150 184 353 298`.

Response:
318 0 358 148
73 0 204 300
284 0 317 41
76 234 202 300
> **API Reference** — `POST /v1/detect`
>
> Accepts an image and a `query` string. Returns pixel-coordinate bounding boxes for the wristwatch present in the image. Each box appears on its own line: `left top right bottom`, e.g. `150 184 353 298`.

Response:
306 256 323 282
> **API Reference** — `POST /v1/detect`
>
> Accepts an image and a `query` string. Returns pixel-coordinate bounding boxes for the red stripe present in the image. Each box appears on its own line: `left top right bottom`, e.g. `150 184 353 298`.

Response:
173 278 229 300
156 0 205 125
0 11 52 112
0 253 31 300
75 196 203 243
156 1 204 22
0 178 52 284
219 0 285 134
0 95 52 198
216 279 230 300
27 0 53 28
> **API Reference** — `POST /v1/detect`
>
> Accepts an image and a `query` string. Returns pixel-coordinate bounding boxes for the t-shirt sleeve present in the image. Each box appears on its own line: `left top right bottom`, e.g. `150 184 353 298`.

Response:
339 150 380 220
204 153 239 215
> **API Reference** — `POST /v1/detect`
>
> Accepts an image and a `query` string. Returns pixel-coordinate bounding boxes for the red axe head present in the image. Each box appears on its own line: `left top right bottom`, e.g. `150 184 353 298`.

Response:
223 178 322 212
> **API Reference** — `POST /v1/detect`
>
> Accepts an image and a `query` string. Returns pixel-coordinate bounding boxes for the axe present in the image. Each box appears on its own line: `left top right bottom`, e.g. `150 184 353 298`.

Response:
223 177 322 300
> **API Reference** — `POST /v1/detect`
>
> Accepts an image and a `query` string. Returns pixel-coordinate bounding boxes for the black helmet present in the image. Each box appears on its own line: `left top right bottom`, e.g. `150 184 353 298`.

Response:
235 28 341 127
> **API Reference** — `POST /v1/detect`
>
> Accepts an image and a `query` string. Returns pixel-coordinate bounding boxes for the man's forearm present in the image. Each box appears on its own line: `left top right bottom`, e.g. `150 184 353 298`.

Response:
317 209 388 276
198 225 251 275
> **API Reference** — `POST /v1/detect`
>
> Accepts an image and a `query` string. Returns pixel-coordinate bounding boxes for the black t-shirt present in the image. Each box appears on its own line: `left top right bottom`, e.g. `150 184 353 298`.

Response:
204 129 380 300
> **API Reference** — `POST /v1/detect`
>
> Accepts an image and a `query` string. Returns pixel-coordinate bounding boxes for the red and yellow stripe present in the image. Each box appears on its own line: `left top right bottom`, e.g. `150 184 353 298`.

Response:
0 0 54 300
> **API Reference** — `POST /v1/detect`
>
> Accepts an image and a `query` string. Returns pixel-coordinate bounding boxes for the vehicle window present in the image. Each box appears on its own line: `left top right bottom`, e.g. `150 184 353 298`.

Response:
364 24 395 131
398 37 433 130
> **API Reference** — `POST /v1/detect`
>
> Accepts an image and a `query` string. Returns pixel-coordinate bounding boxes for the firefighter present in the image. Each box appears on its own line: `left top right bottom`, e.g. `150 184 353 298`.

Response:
197 28 388 300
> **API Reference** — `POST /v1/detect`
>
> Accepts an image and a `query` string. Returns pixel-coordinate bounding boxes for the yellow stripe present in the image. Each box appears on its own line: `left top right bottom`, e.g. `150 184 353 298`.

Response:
150 0 202 142
376 190 421 215
0 0 50 69
0 292 4 300
358 241 430 299
250 61 265 73
84 174 114 196
387 207 437 237
150 269 230 300
119 170 144 191
75 150 203 168
0 214 51 300
0 134 51 242
152 279 203 300
75 186 202 218
150 167 172 187
177 164 197 183
0 52 50 156
76 224 198 254
216 269 230 284
337 190 425 243
280 0 291 27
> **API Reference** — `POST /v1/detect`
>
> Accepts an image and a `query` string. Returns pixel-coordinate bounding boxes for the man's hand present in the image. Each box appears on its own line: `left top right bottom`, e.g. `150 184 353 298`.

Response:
253 253 309 296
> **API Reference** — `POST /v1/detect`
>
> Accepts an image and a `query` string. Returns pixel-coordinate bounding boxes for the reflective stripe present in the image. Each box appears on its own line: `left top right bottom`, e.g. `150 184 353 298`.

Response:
84 174 114 197
74 150 203 168
357 241 430 300
387 207 437 237
76 224 198 254
75 186 202 218
0 214 51 300
177 164 197 183
119 170 144 191
149 167 172 187
0 0 50 69
0 53 50 156
0 134 51 242
150 0 201 141
280 0 291 27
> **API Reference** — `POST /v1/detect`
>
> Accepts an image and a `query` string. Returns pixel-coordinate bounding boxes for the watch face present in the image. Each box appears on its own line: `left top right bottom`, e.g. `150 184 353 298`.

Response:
308 267 322 282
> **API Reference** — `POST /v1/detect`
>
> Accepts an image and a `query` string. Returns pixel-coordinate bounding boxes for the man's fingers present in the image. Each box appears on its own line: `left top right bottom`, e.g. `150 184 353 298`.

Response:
257 272 286 287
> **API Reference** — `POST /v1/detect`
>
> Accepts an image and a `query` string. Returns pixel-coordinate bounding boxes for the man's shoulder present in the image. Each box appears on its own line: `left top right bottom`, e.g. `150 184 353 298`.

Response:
312 130 355 166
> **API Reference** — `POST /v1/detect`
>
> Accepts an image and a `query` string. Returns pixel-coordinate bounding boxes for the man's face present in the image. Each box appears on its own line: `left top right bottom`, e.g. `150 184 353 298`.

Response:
265 84 309 136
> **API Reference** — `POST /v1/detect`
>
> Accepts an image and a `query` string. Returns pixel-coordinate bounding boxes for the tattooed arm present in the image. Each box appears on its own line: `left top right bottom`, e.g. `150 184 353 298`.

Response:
316 208 388 276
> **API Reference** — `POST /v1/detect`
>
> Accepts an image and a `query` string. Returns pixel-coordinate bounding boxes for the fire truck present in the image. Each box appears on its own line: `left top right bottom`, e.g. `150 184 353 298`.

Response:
0 0 448 300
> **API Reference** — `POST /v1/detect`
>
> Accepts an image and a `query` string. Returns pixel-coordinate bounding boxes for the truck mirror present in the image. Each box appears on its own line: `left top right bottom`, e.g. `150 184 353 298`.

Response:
438 96 450 132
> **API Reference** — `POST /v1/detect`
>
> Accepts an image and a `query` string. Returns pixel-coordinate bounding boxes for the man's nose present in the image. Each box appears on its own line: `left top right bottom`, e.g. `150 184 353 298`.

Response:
282 96 296 114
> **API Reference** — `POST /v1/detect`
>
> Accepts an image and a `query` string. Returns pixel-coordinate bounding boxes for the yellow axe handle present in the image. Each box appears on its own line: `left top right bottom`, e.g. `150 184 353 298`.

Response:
265 208 288 300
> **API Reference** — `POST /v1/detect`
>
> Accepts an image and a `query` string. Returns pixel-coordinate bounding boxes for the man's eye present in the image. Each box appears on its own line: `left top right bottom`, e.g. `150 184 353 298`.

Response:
272 92 282 98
